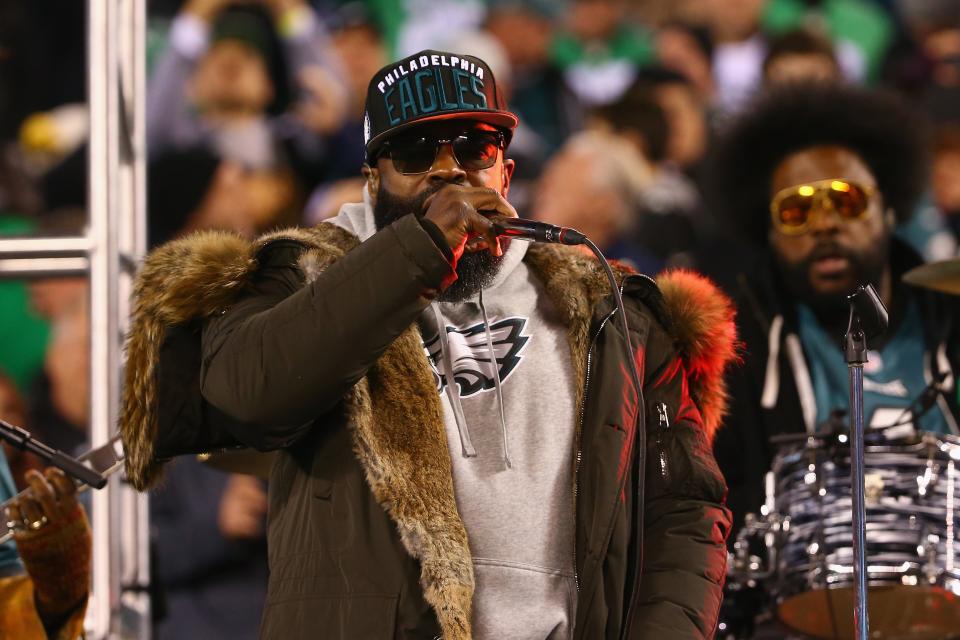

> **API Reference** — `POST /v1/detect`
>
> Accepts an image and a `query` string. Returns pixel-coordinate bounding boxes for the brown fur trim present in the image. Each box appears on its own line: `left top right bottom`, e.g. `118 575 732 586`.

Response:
346 328 474 638
523 246 737 444
120 224 359 489
121 230 255 489
120 221 473 635
522 244 625 421
294 226 475 636
655 269 738 442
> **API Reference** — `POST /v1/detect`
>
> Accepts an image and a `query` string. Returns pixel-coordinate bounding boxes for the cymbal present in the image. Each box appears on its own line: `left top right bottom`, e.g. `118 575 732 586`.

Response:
199 449 276 479
903 258 960 295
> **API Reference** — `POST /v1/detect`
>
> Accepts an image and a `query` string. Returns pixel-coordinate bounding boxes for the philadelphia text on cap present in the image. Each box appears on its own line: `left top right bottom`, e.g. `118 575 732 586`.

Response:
377 54 489 126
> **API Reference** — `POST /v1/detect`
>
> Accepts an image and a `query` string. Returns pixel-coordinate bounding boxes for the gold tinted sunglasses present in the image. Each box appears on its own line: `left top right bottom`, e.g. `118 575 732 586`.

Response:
770 179 876 235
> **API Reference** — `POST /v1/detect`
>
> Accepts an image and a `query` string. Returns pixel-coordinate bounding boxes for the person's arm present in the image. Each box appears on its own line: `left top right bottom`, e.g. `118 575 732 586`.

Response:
0 468 91 640
627 327 731 639
267 0 350 153
200 216 451 447
147 0 228 154
267 0 345 82
201 185 514 449
712 360 768 539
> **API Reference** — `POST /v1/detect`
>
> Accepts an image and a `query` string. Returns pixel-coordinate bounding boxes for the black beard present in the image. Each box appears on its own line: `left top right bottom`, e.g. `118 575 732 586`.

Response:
373 182 507 303
773 239 888 325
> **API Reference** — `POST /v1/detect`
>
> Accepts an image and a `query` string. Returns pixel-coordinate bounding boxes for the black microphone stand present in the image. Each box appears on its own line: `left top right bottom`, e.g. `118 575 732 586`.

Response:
843 285 889 640
0 417 106 489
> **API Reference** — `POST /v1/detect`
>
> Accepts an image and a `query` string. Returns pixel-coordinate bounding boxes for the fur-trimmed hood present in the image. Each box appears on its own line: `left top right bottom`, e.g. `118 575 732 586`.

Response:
120 221 736 638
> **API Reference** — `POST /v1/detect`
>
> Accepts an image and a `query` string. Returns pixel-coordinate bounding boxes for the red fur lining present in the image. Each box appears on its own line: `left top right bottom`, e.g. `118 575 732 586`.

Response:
655 269 740 443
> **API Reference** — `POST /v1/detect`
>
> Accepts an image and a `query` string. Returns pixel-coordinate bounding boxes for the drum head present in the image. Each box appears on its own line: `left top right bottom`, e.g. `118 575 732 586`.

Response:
778 586 960 639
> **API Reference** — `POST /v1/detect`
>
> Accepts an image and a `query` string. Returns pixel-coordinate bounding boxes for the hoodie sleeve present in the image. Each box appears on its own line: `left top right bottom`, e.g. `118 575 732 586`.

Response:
200 215 453 448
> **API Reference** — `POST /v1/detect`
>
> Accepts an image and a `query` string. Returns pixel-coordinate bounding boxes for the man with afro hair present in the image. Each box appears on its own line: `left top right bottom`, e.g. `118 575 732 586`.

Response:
711 82 960 542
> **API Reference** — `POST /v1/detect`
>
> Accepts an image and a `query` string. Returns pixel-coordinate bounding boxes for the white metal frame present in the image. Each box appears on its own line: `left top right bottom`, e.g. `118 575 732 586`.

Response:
0 0 149 637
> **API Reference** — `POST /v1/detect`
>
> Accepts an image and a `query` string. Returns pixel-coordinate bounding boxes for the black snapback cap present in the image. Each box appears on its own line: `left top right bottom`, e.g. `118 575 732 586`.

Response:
363 49 518 157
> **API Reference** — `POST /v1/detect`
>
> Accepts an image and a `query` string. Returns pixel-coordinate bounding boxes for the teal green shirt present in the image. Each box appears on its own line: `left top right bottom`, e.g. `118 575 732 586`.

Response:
797 301 951 433
0 448 24 575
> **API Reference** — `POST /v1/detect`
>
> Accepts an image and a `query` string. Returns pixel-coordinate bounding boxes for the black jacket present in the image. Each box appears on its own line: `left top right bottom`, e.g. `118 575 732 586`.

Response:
120 214 737 639
714 239 960 534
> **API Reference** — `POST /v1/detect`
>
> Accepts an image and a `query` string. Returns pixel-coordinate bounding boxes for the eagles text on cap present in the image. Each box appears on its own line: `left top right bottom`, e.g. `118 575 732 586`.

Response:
363 49 518 154
377 54 488 126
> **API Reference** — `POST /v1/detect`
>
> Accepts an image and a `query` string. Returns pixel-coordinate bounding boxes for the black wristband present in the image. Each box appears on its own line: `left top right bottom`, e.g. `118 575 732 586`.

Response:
417 216 455 263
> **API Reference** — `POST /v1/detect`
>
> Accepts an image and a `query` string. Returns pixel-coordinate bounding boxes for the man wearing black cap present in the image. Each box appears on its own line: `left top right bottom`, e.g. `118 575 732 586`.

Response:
121 50 735 639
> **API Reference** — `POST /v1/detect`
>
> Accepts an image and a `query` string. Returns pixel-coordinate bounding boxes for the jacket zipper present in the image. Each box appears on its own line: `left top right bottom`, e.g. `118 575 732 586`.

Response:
654 402 671 484
573 308 616 594
617 275 653 640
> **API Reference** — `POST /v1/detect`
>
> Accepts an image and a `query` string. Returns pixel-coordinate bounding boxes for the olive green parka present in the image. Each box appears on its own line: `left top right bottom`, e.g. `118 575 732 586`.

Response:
120 212 736 639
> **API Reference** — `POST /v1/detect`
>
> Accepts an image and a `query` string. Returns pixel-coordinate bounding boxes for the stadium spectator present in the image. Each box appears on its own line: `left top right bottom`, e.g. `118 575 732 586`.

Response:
484 0 572 152
762 28 843 85
703 0 768 112
147 0 348 196
655 22 716 103
762 0 894 83
551 0 655 106
150 458 268 640
148 145 299 247
532 129 660 273
591 80 709 270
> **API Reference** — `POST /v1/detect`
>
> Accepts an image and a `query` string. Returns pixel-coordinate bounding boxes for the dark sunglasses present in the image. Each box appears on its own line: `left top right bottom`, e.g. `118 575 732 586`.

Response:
770 179 876 235
377 130 505 175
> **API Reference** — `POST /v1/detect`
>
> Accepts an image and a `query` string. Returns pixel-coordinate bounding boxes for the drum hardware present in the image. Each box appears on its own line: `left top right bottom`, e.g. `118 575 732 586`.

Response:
843 285 888 640
922 532 940 584
725 428 960 639
863 474 884 504
903 257 960 296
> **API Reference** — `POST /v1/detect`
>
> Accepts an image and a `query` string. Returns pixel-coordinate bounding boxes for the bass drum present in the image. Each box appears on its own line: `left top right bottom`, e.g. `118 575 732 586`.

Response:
770 431 960 639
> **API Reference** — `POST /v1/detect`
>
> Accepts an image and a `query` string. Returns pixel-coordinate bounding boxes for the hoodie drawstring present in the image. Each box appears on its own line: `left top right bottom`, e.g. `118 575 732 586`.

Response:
479 289 512 468
432 303 477 458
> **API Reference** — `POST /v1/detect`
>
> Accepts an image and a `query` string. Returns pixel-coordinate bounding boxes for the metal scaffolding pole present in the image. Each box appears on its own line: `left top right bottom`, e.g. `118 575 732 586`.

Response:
88 0 150 636
117 1 151 637
0 0 148 636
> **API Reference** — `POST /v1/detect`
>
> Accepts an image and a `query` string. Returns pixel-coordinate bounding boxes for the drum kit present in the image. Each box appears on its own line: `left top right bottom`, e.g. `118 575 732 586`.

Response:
721 427 960 639
719 259 960 639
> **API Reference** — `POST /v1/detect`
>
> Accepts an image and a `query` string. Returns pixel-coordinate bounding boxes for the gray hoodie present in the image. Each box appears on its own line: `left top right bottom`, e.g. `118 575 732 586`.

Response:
329 199 578 639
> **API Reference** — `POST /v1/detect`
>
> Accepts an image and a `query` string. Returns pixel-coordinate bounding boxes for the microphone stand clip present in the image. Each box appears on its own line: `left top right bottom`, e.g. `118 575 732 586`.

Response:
0 418 107 489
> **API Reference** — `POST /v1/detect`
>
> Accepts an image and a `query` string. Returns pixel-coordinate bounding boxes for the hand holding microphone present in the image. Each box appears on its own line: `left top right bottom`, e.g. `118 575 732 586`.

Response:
423 185 517 259
422 184 586 262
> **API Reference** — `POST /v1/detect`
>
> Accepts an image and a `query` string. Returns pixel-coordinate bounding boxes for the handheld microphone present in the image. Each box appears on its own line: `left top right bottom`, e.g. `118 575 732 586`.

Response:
492 218 586 246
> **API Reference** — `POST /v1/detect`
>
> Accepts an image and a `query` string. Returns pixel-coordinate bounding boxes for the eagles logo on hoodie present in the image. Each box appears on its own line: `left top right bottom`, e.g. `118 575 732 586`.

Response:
422 317 531 397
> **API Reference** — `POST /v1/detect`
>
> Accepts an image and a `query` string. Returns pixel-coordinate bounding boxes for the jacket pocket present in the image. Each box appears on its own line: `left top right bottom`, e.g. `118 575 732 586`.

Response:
313 476 334 499
260 593 398 639
309 476 353 552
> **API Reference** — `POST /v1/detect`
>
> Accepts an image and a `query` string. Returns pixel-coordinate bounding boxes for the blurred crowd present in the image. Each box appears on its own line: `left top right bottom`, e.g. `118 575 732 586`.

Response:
1 0 960 637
